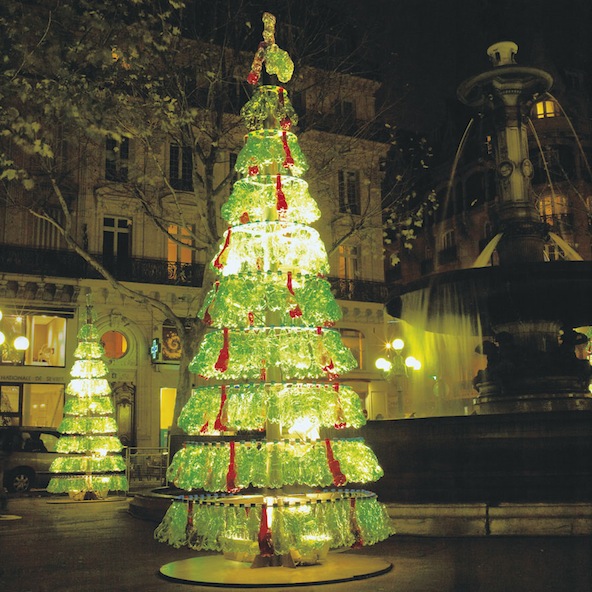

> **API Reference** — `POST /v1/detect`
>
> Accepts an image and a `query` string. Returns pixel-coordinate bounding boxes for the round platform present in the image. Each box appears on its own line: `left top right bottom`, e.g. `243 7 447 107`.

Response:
159 553 392 588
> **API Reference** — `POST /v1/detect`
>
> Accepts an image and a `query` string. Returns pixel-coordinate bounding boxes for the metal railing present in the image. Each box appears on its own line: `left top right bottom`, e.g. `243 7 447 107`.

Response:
124 447 169 490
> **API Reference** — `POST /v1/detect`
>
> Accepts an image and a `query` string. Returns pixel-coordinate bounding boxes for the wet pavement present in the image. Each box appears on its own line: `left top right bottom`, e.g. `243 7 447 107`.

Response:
1 493 591 592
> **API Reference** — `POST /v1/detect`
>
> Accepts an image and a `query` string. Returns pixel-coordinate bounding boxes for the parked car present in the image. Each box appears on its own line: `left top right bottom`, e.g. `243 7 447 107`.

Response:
0 426 65 492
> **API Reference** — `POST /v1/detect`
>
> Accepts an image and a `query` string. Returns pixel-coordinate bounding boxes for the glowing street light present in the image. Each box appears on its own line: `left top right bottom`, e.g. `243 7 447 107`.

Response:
14 336 30 351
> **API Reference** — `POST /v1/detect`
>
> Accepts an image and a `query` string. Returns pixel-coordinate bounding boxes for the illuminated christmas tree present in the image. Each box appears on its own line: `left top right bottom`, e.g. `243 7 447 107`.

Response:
155 13 393 566
48 297 128 500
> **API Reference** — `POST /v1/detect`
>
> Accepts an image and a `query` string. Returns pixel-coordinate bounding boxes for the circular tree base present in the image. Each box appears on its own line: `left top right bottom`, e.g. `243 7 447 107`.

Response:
159 553 392 588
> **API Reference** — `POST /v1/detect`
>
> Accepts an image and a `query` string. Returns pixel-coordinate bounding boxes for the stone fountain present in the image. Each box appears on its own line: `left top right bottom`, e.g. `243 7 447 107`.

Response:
390 41 592 414
356 42 592 514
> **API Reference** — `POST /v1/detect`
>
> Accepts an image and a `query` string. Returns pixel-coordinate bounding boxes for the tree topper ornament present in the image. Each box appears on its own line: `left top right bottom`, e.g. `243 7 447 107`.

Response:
247 12 294 85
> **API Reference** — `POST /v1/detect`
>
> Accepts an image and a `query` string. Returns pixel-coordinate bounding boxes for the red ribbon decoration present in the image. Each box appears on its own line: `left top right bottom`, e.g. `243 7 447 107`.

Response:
214 385 228 431
278 87 292 130
287 271 295 295
249 165 259 176
286 271 302 318
213 228 232 270
260 360 267 381
276 174 288 212
214 328 230 372
324 439 346 486
186 498 194 531
240 211 250 224
281 131 294 168
258 504 274 556
226 440 239 492
333 383 346 429
248 311 255 326
350 498 364 548
199 420 209 434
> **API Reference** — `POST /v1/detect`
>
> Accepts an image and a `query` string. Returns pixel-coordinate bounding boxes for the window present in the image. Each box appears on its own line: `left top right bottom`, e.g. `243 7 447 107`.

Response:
167 224 194 282
169 144 193 191
338 244 360 280
441 229 456 250
339 329 364 369
103 216 132 269
101 330 128 360
105 137 129 182
334 99 356 120
1 383 64 427
534 100 561 119
338 170 361 215
0 314 67 367
31 206 65 250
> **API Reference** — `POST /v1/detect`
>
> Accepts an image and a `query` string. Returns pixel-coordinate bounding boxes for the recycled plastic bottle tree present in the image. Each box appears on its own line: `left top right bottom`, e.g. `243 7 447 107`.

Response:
48 297 128 500
155 13 393 566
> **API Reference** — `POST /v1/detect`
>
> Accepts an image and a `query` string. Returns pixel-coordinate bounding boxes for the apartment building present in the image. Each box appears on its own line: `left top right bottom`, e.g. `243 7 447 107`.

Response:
0 27 395 445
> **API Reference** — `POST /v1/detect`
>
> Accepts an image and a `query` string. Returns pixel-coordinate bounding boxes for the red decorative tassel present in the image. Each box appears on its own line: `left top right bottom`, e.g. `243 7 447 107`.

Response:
260 360 267 382
333 383 346 429
258 504 274 557
214 328 230 372
199 420 209 434
248 311 255 326
325 439 346 486
350 498 364 548
240 211 250 224
289 305 302 318
249 165 259 176
226 440 239 492
281 131 294 168
213 228 232 270
214 385 228 431
277 88 292 130
287 271 295 294
323 359 338 380
186 499 194 531
286 271 302 318
276 174 288 212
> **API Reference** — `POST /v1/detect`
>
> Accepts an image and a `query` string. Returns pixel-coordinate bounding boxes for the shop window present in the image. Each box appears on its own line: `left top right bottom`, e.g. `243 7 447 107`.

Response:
101 330 128 360
1 314 67 367
1 383 64 427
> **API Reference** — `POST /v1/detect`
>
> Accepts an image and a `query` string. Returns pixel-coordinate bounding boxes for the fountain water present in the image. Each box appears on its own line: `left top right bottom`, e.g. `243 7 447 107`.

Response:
389 41 592 415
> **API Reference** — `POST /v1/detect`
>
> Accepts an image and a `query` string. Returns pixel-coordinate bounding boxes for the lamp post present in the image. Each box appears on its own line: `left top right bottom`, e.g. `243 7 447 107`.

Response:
375 338 421 418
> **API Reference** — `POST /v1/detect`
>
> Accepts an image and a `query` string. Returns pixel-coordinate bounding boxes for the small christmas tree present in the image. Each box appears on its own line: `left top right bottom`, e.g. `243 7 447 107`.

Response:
155 13 393 566
48 296 128 500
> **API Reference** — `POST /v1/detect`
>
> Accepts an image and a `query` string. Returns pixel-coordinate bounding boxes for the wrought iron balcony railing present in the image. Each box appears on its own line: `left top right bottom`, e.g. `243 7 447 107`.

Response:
0 244 388 303
0 245 204 287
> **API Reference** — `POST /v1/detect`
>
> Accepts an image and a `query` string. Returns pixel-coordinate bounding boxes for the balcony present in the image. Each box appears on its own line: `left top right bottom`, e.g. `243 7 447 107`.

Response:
0 245 388 303
328 277 388 303
0 245 204 287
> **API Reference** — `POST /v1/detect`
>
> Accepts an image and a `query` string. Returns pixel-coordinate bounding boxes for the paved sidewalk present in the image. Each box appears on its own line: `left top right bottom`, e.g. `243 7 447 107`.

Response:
1 494 591 592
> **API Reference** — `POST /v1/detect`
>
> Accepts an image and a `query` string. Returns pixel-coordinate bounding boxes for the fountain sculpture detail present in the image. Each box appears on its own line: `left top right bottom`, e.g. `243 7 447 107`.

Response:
389 41 592 414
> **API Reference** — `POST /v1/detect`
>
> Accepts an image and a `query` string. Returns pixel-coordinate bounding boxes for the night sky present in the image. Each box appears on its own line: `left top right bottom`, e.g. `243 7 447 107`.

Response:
358 0 592 131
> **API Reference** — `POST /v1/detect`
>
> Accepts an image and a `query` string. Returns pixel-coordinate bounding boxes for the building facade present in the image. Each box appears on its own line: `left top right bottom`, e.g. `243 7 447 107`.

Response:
0 38 397 445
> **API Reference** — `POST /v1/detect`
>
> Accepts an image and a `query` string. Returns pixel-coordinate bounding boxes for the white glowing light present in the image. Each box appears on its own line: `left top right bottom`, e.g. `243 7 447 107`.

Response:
391 338 405 351
0 331 5 346
405 356 421 370
375 357 392 372
14 336 30 350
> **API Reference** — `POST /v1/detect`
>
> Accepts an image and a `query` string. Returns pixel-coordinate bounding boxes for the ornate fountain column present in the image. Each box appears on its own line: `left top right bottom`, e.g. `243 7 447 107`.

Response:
456 42 591 413
457 41 552 265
